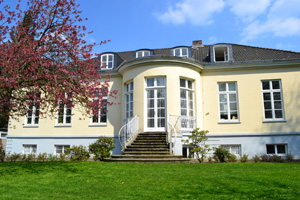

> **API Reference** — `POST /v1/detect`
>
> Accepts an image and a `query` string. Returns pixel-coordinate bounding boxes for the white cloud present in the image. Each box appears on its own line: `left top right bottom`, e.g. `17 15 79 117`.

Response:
227 0 271 21
156 0 225 25
240 0 300 42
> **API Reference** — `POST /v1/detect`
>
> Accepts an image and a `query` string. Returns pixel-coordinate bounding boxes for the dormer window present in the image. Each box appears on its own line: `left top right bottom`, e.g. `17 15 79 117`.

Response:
136 50 150 58
101 54 114 70
214 46 229 62
173 47 188 58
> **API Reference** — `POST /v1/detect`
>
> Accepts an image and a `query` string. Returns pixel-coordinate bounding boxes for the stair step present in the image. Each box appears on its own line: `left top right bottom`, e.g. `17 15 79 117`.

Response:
122 151 170 155
125 148 169 151
112 155 183 158
128 145 168 148
105 158 190 163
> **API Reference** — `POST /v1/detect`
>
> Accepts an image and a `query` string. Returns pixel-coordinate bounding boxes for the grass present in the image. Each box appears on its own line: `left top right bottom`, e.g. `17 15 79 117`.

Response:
0 162 299 199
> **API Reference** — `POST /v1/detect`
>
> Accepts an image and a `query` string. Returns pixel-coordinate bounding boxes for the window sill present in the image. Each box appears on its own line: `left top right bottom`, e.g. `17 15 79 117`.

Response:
263 120 287 123
218 121 241 124
89 124 107 127
23 125 39 128
55 124 72 127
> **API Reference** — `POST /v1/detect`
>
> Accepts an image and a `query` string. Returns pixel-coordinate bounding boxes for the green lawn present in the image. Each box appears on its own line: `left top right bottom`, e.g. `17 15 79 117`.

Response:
0 162 299 200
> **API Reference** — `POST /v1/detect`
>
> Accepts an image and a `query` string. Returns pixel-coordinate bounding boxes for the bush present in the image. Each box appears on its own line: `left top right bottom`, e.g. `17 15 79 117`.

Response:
207 157 213 163
0 139 5 162
89 137 115 161
24 153 35 162
287 153 293 162
66 145 90 161
37 153 48 161
261 154 270 162
48 154 57 162
182 128 210 163
59 153 67 161
213 146 231 163
227 154 237 162
272 155 284 163
253 155 260 163
6 152 21 162
240 154 249 163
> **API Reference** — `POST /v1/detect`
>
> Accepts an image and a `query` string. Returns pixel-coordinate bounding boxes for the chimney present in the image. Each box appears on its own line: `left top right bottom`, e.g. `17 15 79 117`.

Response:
192 40 203 48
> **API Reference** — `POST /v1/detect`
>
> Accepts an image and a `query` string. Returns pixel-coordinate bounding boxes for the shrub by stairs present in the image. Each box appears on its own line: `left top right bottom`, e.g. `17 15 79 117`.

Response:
105 132 190 163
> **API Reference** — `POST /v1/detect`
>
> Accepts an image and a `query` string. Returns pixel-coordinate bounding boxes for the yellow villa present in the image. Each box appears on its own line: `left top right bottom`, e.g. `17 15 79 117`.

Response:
6 40 300 160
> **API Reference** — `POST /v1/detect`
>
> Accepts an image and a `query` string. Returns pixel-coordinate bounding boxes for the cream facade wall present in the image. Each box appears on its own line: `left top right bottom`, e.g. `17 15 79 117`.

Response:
119 60 203 133
8 76 123 137
202 65 300 134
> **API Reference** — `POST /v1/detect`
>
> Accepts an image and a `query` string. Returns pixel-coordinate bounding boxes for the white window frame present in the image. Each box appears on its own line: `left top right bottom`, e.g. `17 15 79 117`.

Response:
266 144 287 155
261 80 285 122
218 82 240 123
55 145 70 155
173 47 188 58
25 98 40 127
125 81 134 120
180 78 195 130
214 46 229 62
100 54 114 70
56 95 72 126
145 77 166 132
136 50 150 58
222 145 241 156
90 96 107 126
23 144 37 155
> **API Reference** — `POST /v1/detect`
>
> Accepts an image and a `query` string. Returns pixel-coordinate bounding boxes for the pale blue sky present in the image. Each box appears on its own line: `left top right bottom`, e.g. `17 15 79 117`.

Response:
4 0 300 53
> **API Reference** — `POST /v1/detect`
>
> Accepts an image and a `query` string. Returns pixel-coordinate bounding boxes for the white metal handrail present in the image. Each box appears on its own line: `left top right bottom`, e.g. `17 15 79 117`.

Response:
118 115 139 151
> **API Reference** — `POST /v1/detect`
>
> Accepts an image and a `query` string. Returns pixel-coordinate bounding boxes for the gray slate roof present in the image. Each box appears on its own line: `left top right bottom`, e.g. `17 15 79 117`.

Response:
98 43 300 70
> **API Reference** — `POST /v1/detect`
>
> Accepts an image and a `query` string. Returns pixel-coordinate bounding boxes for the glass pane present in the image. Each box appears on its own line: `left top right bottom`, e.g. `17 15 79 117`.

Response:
181 100 187 108
180 90 186 99
182 48 188 56
219 83 226 91
157 99 165 107
188 91 193 100
144 51 150 56
102 55 107 61
220 112 228 120
274 101 282 109
189 100 193 109
92 115 98 123
277 145 286 154
148 109 154 117
27 118 32 124
230 103 237 110
147 100 154 108
148 119 154 127
188 81 193 89
34 118 39 124
158 109 165 117
180 79 185 88
147 90 154 98
66 108 72 115
272 81 280 89
262 81 270 90
266 145 275 154
100 114 107 123
129 93 133 101
264 102 272 109
229 94 236 102
137 52 142 58
273 92 281 100
181 109 187 116
147 78 154 87
66 117 71 124
220 103 227 112
228 83 236 91
230 112 238 120
157 89 165 98
108 55 113 61
219 94 227 102
265 111 273 119
263 93 271 101
58 116 63 124
275 110 283 118
158 119 165 127
129 82 133 91
156 78 165 86
31 146 37 154
108 62 113 69
189 110 194 117
174 49 180 56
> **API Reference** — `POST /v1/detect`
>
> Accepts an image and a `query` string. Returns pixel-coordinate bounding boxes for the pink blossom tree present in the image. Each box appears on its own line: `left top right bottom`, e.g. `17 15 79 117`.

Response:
0 0 115 122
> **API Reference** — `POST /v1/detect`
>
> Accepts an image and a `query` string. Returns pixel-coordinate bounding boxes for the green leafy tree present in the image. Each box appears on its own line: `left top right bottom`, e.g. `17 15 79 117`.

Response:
183 128 211 163
89 137 115 161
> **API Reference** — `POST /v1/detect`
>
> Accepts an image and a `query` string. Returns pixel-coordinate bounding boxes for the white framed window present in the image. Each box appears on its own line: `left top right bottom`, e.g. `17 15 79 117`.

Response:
57 94 72 126
173 47 188 58
218 82 239 122
25 93 40 126
266 144 287 155
101 54 114 70
55 145 70 155
136 51 150 58
262 80 284 121
180 79 195 130
91 96 107 125
222 145 241 156
23 144 37 155
125 81 134 120
214 46 228 62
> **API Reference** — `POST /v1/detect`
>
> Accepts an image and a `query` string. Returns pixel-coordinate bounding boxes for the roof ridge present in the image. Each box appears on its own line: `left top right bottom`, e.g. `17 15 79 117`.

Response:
229 43 300 54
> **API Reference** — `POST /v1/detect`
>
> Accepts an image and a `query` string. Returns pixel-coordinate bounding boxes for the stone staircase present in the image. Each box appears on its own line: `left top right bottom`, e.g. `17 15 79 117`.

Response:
105 132 190 163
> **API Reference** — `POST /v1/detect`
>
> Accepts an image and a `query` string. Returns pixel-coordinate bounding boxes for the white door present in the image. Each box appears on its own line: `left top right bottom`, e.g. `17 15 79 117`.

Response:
145 77 166 132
